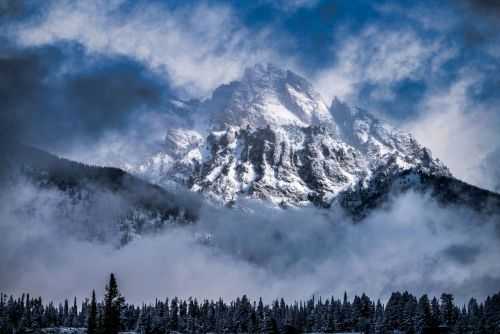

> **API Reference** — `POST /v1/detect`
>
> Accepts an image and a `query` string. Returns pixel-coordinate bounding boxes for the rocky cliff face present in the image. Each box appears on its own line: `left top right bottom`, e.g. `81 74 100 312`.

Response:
132 63 451 210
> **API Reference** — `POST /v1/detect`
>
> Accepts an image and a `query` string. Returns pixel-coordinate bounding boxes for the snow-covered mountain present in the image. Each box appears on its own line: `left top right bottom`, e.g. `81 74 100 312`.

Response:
129 63 495 212
1 63 498 240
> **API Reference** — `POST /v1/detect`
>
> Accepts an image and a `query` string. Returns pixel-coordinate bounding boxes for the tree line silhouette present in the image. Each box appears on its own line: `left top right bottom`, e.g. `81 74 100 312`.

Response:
1 274 499 333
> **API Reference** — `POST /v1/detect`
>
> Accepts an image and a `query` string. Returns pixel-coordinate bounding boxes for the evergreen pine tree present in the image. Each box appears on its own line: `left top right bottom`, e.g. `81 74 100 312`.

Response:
484 292 500 333
384 292 402 331
31 297 42 330
341 292 352 332
63 299 69 326
440 293 456 327
71 297 78 327
56 302 62 326
415 294 432 334
179 300 187 331
103 273 124 334
152 300 165 334
467 297 481 333
87 290 98 334
431 296 441 328
21 293 32 330
136 304 151 334
374 300 385 334
169 297 179 331
454 305 468 333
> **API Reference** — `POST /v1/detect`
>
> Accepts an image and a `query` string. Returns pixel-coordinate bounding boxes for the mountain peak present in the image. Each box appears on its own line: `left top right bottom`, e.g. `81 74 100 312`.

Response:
131 64 452 208
242 63 287 82
203 63 332 129
242 63 314 94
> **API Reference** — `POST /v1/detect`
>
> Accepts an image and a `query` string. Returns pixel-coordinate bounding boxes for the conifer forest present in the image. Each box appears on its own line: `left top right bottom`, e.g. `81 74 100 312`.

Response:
1 274 499 334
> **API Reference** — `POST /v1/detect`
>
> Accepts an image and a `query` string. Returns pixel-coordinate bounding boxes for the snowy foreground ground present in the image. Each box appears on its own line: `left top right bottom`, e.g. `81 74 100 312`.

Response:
38 329 138 334
37 329 361 334
36 330 177 333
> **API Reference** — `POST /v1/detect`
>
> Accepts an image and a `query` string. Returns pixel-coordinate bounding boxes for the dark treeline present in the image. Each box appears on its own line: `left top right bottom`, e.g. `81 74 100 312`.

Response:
1 274 499 334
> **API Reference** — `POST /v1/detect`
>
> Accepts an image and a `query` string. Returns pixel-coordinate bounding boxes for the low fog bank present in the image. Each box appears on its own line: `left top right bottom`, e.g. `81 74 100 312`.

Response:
1 178 499 306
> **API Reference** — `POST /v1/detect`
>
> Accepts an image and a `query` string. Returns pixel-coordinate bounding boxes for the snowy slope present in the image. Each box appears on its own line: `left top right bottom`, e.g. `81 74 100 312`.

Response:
130 63 451 208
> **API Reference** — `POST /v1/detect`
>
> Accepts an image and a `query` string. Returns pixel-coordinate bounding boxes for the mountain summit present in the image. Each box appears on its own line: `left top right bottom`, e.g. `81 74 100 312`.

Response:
131 63 496 212
202 63 333 129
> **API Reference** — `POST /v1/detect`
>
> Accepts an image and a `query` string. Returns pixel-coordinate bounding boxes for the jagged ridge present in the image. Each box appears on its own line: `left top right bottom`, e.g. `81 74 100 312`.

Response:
131 63 474 213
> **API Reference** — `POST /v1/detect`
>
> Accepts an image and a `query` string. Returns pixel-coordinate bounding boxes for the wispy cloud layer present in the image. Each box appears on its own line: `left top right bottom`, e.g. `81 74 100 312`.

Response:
313 25 447 103
1 180 498 305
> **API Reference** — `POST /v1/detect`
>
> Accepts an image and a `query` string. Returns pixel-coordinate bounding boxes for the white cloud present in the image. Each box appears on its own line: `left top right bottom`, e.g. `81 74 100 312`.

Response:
1 180 498 305
11 1 277 98
314 26 442 103
403 74 500 190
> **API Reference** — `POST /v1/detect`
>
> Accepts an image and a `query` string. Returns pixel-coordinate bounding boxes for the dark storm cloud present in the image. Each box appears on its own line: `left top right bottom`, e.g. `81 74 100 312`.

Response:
441 244 482 265
358 79 429 120
277 1 342 68
0 45 59 141
454 0 500 19
0 42 171 149
449 0 500 46
0 0 37 23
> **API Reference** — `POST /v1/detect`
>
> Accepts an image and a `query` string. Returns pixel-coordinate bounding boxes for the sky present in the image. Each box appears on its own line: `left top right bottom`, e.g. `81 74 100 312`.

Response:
0 0 500 305
0 0 499 191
